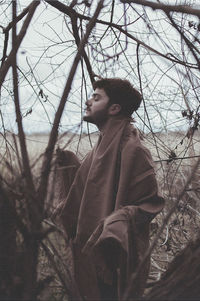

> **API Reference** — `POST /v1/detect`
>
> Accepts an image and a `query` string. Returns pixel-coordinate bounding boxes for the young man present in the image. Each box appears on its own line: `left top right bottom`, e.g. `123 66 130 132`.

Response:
57 78 164 300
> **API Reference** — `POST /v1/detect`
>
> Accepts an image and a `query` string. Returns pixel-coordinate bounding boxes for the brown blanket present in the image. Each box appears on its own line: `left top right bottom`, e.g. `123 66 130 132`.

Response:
82 205 152 299
59 116 164 300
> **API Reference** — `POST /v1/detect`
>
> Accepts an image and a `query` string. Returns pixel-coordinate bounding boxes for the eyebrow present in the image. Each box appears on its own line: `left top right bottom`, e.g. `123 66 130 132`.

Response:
93 93 100 97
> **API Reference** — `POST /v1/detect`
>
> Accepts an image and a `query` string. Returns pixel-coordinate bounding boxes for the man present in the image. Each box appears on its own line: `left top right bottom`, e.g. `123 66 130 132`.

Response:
57 78 164 300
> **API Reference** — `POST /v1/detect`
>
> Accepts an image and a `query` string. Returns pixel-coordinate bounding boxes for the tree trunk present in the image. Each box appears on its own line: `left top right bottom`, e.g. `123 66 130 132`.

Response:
142 236 200 301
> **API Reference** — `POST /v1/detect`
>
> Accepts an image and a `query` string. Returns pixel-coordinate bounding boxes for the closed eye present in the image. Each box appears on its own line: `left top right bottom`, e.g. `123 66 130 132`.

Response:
93 93 100 101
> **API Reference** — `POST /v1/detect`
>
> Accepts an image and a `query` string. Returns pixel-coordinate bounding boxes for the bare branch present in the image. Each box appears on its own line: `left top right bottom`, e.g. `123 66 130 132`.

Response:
3 1 33 33
166 12 200 70
121 0 200 18
123 155 200 300
0 1 40 88
12 2 35 197
37 0 105 206
70 13 96 84
45 0 199 69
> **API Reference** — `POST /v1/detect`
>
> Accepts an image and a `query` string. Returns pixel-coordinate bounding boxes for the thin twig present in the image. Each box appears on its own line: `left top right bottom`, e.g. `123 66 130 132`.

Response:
12 4 36 197
44 0 198 69
121 0 200 18
38 0 105 208
0 1 40 88
123 155 200 300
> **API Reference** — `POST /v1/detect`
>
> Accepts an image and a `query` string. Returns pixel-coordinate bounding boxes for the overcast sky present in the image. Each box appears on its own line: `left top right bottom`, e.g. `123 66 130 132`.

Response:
0 0 199 134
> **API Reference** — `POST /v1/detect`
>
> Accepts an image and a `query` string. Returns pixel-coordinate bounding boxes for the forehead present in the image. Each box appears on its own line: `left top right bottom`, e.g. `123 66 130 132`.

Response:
93 87 108 97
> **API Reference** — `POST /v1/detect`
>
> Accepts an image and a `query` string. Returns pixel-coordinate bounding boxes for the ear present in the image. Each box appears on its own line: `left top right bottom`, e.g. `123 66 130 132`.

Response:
108 104 121 116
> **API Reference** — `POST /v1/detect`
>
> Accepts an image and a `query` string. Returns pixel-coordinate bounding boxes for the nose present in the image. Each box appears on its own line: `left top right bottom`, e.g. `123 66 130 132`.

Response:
85 97 92 107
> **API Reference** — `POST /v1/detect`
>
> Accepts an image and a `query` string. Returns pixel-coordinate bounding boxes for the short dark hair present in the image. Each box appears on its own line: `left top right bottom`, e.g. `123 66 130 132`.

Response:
93 78 142 116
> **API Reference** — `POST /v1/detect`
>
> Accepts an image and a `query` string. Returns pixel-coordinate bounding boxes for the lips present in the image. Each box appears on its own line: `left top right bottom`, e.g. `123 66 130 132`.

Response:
85 107 91 113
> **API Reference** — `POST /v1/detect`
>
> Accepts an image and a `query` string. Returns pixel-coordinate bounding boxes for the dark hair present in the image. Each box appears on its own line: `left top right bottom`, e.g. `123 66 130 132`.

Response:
93 78 142 116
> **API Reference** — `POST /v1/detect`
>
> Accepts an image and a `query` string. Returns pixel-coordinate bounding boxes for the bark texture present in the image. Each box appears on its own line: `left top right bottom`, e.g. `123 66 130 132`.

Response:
142 236 200 301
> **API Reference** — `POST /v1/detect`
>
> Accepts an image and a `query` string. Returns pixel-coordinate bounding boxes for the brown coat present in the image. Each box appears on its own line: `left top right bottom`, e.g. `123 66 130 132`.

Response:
59 116 164 300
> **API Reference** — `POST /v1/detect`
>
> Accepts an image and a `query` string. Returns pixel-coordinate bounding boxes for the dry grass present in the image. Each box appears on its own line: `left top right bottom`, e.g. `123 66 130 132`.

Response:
1 130 200 299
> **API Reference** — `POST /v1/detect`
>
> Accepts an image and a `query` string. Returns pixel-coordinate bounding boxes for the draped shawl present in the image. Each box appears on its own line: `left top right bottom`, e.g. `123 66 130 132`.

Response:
59 116 164 300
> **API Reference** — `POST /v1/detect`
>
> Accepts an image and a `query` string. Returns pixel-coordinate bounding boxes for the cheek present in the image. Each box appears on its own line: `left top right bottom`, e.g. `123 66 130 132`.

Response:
94 102 108 111
94 107 105 115
91 103 101 112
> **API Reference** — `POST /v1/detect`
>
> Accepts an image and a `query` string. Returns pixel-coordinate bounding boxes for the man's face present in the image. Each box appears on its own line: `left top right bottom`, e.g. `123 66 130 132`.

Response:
83 88 110 127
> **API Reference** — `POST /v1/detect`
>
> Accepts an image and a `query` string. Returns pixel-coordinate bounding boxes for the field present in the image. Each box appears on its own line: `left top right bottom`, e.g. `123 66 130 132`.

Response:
0 130 200 300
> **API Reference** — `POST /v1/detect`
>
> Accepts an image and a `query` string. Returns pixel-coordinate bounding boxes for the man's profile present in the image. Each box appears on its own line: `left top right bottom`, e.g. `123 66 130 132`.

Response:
55 78 164 300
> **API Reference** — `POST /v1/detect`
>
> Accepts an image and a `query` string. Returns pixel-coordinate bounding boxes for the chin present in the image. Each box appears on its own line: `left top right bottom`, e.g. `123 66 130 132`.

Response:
83 115 95 124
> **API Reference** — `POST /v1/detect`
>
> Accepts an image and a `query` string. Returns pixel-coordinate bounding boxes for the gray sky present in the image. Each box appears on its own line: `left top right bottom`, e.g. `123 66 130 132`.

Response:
0 0 199 134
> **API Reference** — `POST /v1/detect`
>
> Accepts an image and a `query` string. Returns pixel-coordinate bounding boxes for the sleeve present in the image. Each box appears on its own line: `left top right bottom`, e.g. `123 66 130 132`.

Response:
55 149 80 199
51 150 80 231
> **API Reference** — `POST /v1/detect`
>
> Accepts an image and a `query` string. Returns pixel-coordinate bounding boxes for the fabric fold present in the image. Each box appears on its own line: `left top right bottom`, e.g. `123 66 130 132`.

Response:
59 116 164 300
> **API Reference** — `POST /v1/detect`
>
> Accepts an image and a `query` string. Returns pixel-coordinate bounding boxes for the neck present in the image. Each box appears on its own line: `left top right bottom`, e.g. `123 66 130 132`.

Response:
97 115 131 133
97 120 109 133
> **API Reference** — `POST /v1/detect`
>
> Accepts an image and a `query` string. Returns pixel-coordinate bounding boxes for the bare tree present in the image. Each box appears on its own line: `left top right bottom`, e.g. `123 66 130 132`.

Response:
0 0 200 299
